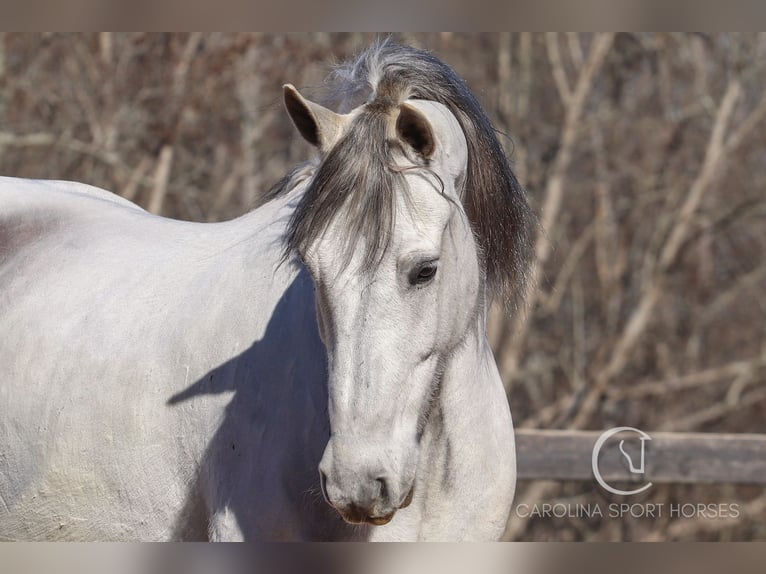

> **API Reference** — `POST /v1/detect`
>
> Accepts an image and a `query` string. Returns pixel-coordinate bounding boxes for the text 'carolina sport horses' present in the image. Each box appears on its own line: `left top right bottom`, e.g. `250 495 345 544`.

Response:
0 42 533 541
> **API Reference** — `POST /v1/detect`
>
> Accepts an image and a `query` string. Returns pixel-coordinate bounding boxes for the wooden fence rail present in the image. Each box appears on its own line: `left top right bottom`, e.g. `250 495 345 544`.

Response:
515 429 766 484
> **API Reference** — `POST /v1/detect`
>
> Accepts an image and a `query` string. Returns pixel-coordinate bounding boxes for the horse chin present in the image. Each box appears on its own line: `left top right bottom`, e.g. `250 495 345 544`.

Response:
366 513 396 526
334 485 414 526
338 506 397 526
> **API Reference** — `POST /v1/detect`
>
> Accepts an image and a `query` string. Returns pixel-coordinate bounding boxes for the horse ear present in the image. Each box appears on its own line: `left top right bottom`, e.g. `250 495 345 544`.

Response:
396 103 435 159
283 84 345 152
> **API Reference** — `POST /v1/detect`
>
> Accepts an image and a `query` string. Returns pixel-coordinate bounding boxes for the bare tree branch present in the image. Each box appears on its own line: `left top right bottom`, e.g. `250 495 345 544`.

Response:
500 33 615 382
546 32 573 104
147 144 174 215
608 353 766 399
569 77 755 431
659 80 742 271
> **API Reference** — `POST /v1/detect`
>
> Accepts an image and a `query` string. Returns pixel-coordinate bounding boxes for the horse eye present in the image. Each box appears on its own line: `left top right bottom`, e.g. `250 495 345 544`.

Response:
410 263 438 286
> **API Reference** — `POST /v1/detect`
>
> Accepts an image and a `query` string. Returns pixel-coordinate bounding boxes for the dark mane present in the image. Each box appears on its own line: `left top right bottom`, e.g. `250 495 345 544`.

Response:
261 162 316 203
280 40 534 308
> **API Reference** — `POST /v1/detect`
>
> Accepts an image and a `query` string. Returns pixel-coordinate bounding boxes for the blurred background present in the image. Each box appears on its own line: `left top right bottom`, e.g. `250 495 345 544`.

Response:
0 33 764 541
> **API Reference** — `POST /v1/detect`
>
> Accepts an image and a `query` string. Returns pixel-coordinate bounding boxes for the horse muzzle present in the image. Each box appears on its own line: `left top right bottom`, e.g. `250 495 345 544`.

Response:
320 470 415 526
318 438 417 527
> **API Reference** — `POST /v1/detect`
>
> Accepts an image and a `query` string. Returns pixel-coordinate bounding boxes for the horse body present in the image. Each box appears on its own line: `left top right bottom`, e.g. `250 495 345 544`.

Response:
0 177 326 539
0 42 531 541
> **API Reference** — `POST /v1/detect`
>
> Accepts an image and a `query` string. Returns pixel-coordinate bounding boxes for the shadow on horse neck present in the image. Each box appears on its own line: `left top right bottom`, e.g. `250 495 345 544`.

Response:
165 268 367 541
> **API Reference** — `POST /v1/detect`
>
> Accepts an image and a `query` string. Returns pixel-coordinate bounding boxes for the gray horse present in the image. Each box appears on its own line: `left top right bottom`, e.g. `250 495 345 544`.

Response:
0 42 533 541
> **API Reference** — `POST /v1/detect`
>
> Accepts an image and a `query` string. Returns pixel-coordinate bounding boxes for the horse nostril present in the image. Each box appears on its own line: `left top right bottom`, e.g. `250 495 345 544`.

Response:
401 484 414 508
375 476 389 504
319 470 330 504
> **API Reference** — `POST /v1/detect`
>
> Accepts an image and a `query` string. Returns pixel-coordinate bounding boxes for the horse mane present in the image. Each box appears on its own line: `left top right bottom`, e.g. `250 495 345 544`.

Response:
277 40 534 308
261 162 316 203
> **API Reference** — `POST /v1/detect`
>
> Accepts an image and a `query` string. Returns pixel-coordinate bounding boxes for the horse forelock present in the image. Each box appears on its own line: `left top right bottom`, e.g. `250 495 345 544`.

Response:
283 40 535 308
284 106 404 274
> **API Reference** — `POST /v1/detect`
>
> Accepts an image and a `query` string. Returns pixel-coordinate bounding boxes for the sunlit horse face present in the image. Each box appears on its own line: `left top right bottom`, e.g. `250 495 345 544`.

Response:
284 86 480 525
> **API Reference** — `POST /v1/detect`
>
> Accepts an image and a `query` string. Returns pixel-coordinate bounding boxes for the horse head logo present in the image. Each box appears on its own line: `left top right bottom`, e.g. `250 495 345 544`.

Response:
592 427 652 496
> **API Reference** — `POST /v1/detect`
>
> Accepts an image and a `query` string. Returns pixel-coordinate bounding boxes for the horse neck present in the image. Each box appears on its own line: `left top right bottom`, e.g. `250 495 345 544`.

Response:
439 292 495 416
405 291 515 539
232 169 313 233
